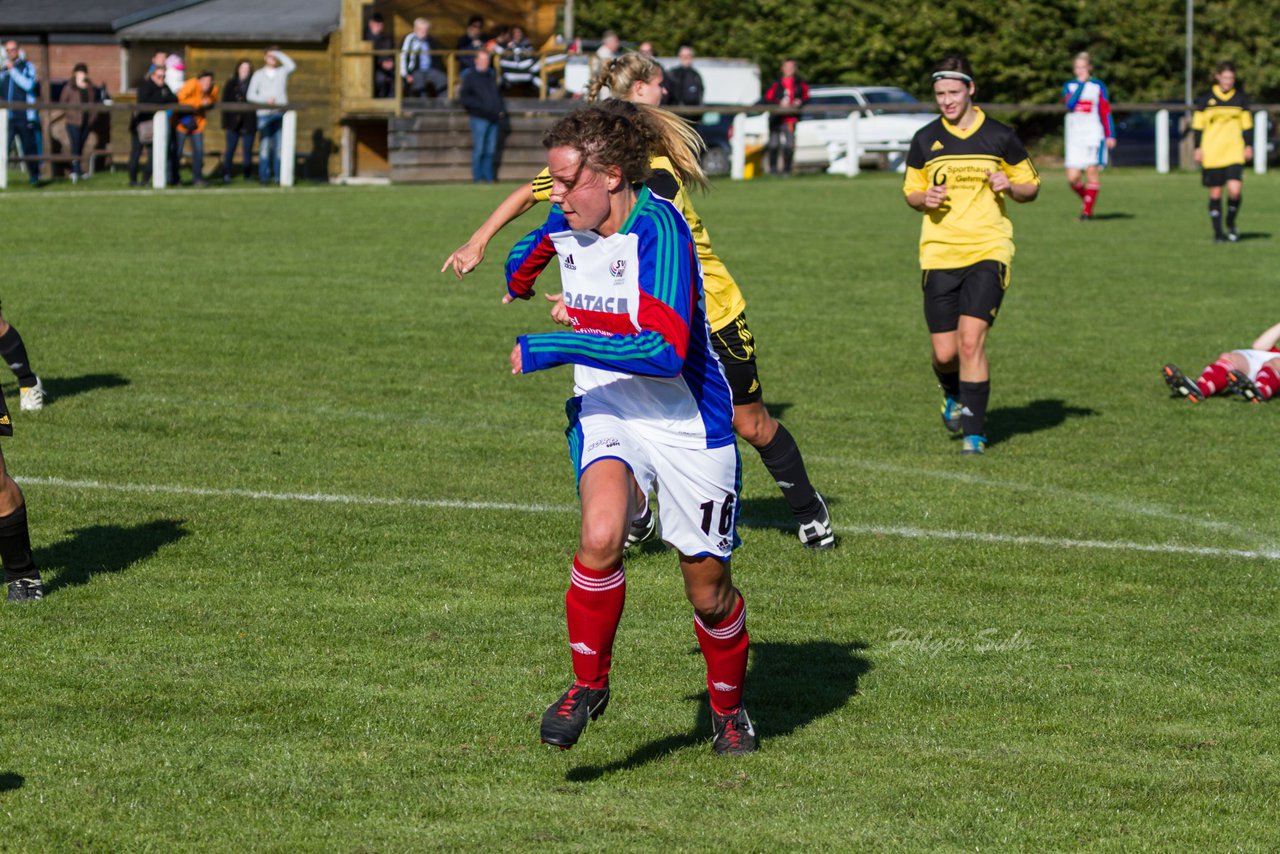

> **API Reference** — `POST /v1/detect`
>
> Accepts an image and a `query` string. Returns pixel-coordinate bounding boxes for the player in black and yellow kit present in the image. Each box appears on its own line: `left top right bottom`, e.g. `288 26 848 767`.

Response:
1191 61 1253 243
903 55 1040 455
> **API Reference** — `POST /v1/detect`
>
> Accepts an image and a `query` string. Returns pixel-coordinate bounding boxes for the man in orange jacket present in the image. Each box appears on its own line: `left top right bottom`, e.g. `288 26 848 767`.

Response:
175 70 218 186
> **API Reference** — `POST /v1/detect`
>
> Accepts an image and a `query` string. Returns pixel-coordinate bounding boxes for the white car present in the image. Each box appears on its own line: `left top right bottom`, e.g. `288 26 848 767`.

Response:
744 85 936 172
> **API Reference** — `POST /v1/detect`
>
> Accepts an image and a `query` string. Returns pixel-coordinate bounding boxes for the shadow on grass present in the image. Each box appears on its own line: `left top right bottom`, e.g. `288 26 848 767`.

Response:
987 399 1098 447
1084 212 1134 221
0 772 22 793
565 640 871 782
37 519 188 597
41 373 132 402
1234 231 1271 241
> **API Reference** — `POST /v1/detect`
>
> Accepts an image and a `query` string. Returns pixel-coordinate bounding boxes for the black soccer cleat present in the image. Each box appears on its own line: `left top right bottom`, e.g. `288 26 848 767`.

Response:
1226 370 1263 404
1162 363 1204 403
624 507 656 549
797 492 835 550
540 683 610 749
712 705 758 756
6 576 44 604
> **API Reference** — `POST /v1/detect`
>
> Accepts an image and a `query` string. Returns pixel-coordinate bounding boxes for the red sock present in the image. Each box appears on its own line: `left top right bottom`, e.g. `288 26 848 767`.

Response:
694 594 749 715
565 555 625 689
1197 359 1233 397
1254 366 1278 400
1082 183 1099 216
1070 181 1086 199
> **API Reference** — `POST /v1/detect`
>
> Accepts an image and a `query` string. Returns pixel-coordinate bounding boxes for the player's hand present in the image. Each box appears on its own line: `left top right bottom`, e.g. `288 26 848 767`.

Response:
1194 148 1203 164
442 240 485 279
509 343 523 374
1244 145 1254 161
923 184 949 209
1106 137 1117 150
986 170 1012 194
545 292 571 326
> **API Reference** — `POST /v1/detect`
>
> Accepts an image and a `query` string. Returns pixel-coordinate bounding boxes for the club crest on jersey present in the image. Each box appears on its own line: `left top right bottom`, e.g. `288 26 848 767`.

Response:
610 259 627 278
562 254 576 270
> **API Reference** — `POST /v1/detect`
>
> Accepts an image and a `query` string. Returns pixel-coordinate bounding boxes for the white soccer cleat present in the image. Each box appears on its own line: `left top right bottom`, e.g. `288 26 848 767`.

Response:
19 377 46 412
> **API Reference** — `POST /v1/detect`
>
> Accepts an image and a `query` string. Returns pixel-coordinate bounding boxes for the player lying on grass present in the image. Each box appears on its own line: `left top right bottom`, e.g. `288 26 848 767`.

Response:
504 104 757 755
1163 321 1280 403
445 53 834 550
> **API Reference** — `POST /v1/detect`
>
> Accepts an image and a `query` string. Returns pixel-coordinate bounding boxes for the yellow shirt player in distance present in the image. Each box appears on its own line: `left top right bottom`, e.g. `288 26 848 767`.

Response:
1191 61 1252 242
902 54 1039 456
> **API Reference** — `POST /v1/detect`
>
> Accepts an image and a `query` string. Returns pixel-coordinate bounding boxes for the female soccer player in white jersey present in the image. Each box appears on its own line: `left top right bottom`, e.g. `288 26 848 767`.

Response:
1062 52 1115 221
504 105 757 755
444 53 834 550
903 54 1040 455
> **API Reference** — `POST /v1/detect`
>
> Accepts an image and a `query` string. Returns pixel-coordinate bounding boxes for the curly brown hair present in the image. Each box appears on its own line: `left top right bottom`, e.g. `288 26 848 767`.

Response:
542 105 655 186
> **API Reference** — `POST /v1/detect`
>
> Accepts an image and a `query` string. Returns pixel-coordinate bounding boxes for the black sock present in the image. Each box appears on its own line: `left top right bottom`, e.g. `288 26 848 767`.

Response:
0 326 36 387
959 380 990 438
1226 194 1241 230
1209 198 1223 237
933 364 960 399
756 423 820 519
0 503 38 583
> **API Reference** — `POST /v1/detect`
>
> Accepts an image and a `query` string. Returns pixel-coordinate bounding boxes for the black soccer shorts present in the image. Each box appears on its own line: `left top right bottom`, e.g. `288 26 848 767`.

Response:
711 311 763 406
1202 164 1244 187
921 260 1009 333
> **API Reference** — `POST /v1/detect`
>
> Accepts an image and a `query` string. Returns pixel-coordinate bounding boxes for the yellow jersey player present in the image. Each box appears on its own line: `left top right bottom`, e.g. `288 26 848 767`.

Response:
1191 61 1253 243
903 54 1040 455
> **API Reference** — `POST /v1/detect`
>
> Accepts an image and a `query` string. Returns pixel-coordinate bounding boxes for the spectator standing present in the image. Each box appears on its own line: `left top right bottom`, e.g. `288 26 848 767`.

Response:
247 46 296 184
2 40 41 186
637 41 655 57
365 13 395 98
221 59 257 182
458 50 506 183
174 70 218 186
128 63 177 186
400 17 447 98
763 59 808 176
58 62 98 183
596 31 621 61
164 53 185 93
665 46 704 107
456 15 486 72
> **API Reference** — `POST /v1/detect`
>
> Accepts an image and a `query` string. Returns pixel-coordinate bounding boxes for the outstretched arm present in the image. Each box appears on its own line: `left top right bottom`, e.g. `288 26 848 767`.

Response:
1252 322 1280 351
442 182 539 279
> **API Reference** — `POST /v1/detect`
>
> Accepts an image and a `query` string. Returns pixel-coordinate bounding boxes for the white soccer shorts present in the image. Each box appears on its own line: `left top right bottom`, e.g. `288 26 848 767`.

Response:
1065 137 1107 170
570 410 740 559
1232 349 1280 379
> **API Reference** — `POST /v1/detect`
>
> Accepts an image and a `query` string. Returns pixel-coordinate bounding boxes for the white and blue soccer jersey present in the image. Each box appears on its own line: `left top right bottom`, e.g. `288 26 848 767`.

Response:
505 187 735 450
1063 78 1115 168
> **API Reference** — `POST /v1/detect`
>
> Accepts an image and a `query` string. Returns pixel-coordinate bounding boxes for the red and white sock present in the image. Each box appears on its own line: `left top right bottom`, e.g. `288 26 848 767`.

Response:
1197 359 1233 397
565 555 625 689
1082 183 1100 217
1070 180 1086 199
1254 366 1279 400
693 594 749 715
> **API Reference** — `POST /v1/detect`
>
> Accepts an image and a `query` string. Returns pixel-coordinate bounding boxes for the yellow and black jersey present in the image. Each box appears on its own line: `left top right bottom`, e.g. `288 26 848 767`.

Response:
530 159 746 331
1192 86 1253 169
903 108 1040 270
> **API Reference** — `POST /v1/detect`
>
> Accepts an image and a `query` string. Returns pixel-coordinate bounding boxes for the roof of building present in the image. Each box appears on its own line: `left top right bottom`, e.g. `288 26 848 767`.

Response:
117 0 340 42
0 0 204 34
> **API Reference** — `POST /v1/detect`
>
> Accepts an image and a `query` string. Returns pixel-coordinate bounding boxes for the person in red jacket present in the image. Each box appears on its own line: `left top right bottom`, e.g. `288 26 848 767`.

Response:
763 59 809 176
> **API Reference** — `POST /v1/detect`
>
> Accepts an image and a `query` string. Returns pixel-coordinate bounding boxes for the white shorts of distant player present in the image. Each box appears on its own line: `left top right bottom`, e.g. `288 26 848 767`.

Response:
1064 135 1108 170
573 411 740 559
1231 349 1280 379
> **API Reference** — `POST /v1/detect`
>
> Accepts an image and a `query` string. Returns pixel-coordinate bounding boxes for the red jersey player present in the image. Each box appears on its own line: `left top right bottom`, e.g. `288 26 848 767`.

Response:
1163 321 1280 404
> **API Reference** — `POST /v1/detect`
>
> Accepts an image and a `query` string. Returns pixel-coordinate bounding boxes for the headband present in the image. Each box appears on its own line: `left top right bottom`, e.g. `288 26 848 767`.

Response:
932 71 973 83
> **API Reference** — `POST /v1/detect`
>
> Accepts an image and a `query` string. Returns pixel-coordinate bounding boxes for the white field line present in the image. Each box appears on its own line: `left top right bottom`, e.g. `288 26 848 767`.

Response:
821 456 1242 534
18 475 1280 562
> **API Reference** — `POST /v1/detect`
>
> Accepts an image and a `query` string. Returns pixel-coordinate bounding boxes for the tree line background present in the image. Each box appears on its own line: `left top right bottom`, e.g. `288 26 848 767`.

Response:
575 0 1280 105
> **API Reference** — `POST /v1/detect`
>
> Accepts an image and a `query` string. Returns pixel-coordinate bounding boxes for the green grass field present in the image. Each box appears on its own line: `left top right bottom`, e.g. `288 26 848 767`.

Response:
1 168 1277 851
